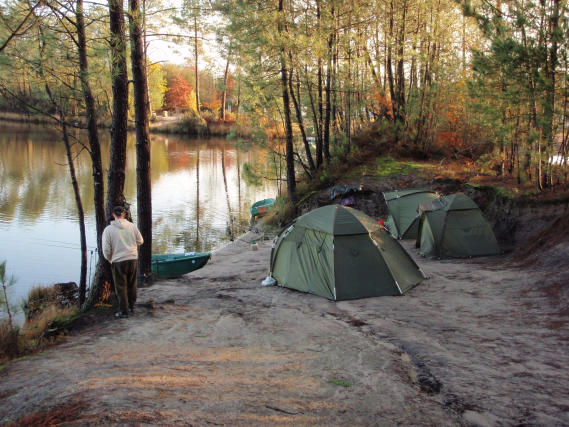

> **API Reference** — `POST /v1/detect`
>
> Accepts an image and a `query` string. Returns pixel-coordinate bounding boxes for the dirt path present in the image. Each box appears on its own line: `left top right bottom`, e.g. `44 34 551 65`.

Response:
1 232 568 426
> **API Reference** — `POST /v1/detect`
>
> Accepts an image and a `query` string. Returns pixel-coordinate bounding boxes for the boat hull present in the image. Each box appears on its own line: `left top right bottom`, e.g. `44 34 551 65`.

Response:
151 252 211 279
250 198 275 217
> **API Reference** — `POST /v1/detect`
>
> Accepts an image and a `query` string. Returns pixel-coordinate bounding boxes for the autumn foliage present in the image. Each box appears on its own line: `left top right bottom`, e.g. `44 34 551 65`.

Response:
164 74 196 112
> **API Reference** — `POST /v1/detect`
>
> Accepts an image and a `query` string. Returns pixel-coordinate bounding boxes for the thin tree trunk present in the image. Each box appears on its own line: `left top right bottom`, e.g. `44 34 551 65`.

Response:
306 66 322 166
386 0 396 123
279 0 295 203
236 66 241 122
315 0 323 168
332 27 338 136
346 15 352 153
221 53 230 120
396 0 407 126
289 65 315 172
194 16 200 113
60 111 88 305
130 0 153 281
36 23 89 305
323 9 334 163
44 78 88 305
221 147 234 240
76 0 105 260
142 0 152 116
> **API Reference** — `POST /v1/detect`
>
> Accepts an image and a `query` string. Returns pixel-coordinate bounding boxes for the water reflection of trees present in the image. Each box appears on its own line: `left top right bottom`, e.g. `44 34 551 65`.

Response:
1 127 278 252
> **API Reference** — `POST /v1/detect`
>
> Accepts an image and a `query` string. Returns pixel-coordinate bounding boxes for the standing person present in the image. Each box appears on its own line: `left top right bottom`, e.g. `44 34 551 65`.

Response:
102 205 144 318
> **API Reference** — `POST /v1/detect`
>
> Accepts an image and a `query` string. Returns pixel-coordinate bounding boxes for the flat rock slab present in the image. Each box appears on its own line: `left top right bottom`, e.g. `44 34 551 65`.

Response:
1 232 568 425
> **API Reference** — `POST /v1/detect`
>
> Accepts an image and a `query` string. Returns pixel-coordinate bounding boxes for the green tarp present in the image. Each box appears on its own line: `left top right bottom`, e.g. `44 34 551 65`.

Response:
383 189 439 239
416 193 501 258
270 205 425 301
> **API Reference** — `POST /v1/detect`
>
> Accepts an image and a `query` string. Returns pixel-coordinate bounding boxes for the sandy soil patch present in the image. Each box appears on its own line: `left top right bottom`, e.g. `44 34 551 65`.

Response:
1 231 567 426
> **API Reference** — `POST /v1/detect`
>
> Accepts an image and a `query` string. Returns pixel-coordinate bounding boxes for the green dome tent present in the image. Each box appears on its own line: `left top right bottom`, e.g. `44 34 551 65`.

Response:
270 205 425 301
416 193 500 258
383 189 439 239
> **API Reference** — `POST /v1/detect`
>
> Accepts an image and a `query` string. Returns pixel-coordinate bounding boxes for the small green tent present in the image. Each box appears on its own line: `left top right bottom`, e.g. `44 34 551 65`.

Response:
383 189 439 239
416 193 500 258
270 205 425 301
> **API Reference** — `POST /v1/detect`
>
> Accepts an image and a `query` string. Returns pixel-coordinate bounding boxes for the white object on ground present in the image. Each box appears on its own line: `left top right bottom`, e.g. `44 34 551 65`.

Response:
261 276 276 286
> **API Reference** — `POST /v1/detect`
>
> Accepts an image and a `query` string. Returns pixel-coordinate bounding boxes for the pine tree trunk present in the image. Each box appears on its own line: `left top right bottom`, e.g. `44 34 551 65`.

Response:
396 0 407 126
130 0 153 281
85 0 129 309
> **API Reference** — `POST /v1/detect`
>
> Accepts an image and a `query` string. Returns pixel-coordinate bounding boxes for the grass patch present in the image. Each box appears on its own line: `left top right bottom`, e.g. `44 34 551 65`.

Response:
50 312 81 331
328 378 351 387
495 186 520 199
1 283 81 365
466 182 521 200
21 305 78 341
350 156 427 178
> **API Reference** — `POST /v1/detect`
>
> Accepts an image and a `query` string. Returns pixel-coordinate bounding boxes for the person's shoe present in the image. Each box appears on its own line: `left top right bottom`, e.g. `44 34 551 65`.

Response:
129 307 135 314
115 311 128 319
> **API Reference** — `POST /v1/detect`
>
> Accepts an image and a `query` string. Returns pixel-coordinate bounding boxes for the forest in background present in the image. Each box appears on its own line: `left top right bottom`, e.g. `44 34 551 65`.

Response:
1 0 568 192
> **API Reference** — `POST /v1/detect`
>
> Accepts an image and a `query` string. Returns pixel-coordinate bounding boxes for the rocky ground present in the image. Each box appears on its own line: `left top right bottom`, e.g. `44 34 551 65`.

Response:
1 226 568 426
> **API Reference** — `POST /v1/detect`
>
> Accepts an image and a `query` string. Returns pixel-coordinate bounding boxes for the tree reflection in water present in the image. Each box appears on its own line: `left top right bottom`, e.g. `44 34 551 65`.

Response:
0 123 277 303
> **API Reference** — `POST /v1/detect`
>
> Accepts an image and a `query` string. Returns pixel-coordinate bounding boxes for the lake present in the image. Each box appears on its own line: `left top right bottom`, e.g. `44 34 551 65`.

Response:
0 122 279 315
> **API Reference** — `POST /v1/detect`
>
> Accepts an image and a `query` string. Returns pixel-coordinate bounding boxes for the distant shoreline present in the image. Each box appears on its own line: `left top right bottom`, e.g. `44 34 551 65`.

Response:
0 112 241 138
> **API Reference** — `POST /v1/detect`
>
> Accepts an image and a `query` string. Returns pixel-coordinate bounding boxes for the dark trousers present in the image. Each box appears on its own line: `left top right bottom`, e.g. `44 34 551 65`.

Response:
111 260 138 314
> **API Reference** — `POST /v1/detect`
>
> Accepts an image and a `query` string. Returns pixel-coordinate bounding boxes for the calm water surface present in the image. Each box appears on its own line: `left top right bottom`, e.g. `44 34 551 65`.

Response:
0 122 278 311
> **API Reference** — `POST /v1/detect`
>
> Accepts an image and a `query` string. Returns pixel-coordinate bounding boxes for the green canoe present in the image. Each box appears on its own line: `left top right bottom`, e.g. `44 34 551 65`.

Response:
151 252 211 279
250 198 275 218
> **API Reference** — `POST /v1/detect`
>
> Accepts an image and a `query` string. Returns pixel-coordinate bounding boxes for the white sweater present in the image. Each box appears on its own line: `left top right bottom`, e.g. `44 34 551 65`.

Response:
102 218 144 263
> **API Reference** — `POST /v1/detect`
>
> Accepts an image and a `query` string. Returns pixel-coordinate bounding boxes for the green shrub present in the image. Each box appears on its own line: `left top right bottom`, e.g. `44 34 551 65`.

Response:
178 110 208 136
